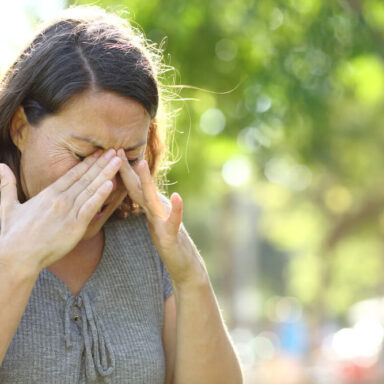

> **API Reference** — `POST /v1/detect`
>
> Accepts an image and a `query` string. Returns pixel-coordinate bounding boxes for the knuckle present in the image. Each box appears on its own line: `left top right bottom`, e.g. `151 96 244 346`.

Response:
85 185 96 196
105 173 118 185
80 175 93 187
85 156 96 165
66 168 78 181
53 194 72 212
95 160 106 171
103 167 116 179
143 195 151 206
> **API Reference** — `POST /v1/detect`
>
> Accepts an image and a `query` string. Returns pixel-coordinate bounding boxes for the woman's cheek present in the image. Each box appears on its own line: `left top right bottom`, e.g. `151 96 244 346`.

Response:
35 150 79 193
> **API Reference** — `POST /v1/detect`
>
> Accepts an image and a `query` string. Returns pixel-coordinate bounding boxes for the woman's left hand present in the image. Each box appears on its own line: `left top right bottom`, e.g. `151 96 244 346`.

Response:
117 149 206 286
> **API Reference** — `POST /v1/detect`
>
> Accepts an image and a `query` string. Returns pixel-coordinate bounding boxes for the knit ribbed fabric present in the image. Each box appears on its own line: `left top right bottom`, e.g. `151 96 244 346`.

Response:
0 213 174 383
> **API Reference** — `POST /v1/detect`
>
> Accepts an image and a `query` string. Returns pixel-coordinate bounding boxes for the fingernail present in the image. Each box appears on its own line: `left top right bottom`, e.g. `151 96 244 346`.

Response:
111 156 121 166
93 150 102 158
104 149 115 159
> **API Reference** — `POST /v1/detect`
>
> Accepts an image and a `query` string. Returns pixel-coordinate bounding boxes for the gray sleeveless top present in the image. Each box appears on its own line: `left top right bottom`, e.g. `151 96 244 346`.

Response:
0 213 174 383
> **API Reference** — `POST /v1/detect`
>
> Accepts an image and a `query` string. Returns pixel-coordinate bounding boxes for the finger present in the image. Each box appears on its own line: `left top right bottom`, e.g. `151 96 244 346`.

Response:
77 180 113 223
166 192 183 236
72 154 122 211
117 149 144 206
64 149 118 198
50 150 102 192
135 160 166 217
0 163 19 214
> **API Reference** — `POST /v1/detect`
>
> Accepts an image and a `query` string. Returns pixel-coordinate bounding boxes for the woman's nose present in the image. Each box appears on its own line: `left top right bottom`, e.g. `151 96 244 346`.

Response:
103 149 122 193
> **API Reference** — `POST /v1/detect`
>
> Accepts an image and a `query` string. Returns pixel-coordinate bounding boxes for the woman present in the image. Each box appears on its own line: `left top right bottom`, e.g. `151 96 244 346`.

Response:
0 5 242 384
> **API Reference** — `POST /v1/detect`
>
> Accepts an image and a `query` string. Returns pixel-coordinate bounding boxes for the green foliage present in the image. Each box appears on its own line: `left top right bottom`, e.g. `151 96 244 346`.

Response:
68 0 384 319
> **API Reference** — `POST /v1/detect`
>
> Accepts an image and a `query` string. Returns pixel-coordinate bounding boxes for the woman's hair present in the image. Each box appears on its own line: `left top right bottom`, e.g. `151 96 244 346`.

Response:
0 5 173 218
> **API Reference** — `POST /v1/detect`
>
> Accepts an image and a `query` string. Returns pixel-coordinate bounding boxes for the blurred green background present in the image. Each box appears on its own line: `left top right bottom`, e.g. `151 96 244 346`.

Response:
3 0 384 382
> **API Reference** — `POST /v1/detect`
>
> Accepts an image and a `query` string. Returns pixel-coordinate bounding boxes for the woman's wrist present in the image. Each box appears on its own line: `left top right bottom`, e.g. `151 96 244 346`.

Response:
172 263 210 293
0 237 42 280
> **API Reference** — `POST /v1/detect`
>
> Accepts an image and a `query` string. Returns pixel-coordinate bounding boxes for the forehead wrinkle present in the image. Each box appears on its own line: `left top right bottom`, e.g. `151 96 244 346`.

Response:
69 134 146 152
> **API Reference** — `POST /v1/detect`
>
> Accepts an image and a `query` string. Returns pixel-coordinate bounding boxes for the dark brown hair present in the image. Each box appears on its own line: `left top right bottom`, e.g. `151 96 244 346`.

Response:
0 6 171 218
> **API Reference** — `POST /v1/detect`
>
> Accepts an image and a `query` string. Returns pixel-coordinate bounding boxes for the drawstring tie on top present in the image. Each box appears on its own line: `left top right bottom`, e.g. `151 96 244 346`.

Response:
64 292 116 381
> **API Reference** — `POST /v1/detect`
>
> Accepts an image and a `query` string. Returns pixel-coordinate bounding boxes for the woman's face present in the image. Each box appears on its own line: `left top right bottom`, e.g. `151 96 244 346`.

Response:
12 90 151 240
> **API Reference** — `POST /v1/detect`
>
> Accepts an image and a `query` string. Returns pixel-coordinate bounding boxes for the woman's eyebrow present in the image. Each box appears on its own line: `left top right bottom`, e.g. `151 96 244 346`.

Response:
69 134 146 151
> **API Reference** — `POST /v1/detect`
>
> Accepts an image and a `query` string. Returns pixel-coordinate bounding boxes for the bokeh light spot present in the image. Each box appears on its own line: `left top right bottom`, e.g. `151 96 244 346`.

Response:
222 156 251 187
199 108 226 135
215 38 238 62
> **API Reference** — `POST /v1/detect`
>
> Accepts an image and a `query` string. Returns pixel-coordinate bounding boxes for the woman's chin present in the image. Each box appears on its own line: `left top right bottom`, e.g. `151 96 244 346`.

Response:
82 224 102 241
83 216 108 240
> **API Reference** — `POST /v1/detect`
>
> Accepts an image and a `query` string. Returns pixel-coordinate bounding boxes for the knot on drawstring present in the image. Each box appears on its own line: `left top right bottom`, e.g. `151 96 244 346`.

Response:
64 292 116 381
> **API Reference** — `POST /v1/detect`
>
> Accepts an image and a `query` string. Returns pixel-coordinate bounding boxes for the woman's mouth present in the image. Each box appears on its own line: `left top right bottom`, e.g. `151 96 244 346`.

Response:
97 204 107 213
93 204 109 220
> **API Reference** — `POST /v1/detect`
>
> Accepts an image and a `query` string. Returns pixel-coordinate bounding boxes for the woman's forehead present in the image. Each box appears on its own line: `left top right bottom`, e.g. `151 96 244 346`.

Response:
54 90 151 147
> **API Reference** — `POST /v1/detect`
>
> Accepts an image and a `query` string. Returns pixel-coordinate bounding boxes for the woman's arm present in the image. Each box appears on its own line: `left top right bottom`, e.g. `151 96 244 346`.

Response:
118 151 243 384
0 150 122 364
167 276 243 384
161 237 243 384
163 294 177 384
0 248 40 365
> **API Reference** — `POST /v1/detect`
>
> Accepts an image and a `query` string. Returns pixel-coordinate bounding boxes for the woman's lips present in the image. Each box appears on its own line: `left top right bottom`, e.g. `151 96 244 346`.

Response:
97 204 107 213
93 203 109 220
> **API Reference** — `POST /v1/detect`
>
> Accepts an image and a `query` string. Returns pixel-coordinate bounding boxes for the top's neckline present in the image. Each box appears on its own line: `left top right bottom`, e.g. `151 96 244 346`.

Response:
41 220 113 298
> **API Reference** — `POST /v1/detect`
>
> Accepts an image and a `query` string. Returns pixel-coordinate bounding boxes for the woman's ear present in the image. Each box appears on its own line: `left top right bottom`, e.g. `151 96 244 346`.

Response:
10 105 29 152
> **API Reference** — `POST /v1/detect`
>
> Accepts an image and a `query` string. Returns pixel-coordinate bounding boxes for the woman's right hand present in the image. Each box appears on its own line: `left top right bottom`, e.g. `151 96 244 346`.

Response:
0 149 122 273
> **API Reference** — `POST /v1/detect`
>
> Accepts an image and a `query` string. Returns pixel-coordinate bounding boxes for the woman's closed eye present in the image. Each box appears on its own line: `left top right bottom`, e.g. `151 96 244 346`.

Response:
74 153 86 161
74 153 139 166
128 158 139 166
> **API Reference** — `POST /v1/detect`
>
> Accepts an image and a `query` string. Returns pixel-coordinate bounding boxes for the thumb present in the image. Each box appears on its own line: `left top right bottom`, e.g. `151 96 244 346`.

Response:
0 163 19 213
167 192 183 237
